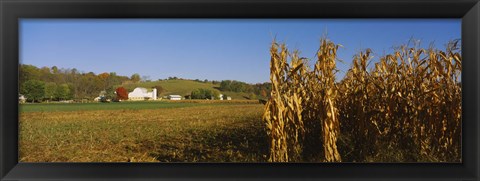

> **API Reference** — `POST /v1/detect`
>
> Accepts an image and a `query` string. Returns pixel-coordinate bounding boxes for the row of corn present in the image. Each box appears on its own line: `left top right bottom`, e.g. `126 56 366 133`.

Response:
263 38 461 162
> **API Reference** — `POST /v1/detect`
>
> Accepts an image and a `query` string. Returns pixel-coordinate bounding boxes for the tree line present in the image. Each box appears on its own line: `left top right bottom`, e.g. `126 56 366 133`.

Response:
219 80 271 98
19 64 137 102
19 64 272 102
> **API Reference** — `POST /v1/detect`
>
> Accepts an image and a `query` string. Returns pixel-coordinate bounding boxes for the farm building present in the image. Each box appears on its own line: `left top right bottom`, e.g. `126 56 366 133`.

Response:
128 87 157 101
19 94 26 103
94 97 101 102
168 95 182 100
217 94 231 100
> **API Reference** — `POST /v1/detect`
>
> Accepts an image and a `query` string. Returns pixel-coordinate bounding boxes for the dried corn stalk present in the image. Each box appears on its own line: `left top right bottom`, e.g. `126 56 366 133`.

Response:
310 39 342 162
263 42 306 162
338 39 461 162
264 37 460 162
264 38 342 162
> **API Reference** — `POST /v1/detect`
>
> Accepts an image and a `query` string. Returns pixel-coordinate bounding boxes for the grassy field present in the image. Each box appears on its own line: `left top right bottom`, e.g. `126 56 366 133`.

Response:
20 101 200 113
19 100 260 113
19 101 268 162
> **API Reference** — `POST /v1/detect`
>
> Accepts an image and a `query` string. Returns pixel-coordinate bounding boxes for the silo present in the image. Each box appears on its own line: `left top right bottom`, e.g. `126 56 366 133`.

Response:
152 88 157 100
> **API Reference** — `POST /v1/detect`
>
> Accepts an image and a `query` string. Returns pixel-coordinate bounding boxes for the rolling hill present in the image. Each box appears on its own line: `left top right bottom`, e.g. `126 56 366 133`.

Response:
118 79 259 100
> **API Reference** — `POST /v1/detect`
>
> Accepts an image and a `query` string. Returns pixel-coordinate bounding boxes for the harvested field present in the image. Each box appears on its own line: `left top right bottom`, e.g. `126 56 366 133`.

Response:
19 103 268 162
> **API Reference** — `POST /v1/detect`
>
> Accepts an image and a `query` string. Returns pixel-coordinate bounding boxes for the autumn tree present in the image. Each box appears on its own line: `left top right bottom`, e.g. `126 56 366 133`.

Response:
98 72 110 90
116 87 129 100
260 89 268 98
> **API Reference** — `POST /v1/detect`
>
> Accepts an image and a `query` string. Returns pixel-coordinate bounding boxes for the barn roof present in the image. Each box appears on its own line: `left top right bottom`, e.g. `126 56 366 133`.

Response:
133 87 148 94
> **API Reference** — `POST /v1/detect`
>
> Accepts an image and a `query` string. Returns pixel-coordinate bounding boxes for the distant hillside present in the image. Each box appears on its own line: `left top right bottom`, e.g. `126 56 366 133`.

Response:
118 79 259 100
19 64 269 102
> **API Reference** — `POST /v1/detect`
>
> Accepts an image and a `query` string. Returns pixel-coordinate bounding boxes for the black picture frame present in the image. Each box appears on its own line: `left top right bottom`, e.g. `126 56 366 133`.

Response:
1 0 479 180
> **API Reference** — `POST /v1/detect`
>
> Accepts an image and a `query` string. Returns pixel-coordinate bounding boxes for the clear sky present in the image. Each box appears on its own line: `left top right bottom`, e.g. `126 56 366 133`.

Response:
20 19 461 84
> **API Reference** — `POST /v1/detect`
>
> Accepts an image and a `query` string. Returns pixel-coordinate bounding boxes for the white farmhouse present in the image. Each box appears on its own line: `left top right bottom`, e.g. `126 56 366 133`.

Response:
128 87 157 101
168 95 182 100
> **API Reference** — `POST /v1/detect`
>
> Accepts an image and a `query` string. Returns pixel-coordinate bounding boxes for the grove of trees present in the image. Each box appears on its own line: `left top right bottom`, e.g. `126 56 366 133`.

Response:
190 88 220 99
219 80 271 98
19 64 136 102
21 80 45 103
19 64 272 102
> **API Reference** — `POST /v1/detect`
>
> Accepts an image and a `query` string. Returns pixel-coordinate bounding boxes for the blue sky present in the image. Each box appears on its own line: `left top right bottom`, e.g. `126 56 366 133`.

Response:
20 19 460 84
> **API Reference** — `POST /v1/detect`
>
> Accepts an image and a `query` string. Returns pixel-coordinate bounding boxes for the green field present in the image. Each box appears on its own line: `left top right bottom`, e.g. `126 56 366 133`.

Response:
19 101 268 162
20 101 201 113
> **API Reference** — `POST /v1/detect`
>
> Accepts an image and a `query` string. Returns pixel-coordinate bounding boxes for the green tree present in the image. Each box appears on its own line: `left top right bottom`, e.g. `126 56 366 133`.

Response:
67 83 75 100
19 64 132 101
39 66 54 82
55 84 71 100
19 64 40 93
220 80 232 91
219 80 253 93
22 80 45 103
154 85 165 97
248 93 257 100
131 73 141 83
191 89 204 99
206 89 220 99
105 87 116 99
191 88 219 99
108 72 121 89
51 66 59 74
44 82 57 101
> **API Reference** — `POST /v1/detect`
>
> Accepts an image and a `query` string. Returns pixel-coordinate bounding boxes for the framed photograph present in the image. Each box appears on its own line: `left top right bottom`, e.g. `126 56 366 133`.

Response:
1 0 479 180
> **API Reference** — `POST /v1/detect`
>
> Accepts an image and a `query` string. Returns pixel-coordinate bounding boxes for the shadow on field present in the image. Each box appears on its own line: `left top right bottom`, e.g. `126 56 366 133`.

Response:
138 123 269 162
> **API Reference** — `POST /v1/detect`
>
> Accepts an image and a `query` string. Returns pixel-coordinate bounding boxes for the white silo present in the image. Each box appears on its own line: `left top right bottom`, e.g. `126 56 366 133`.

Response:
152 88 157 100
